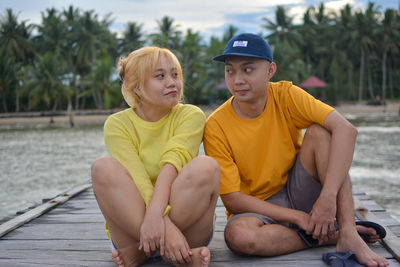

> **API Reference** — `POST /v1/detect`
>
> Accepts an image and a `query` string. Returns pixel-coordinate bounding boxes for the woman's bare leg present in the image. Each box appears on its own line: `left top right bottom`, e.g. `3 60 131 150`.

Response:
167 156 220 266
91 157 148 267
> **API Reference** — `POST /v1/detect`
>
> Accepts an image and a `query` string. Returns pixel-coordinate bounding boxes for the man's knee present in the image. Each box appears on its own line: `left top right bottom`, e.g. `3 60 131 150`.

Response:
224 220 261 255
304 124 331 144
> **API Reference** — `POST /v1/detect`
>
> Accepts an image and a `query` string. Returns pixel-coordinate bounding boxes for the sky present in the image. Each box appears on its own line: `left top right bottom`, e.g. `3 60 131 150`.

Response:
1 0 398 40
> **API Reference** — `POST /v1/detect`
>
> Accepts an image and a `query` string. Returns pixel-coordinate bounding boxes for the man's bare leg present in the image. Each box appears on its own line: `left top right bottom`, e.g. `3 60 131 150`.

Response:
224 216 309 256
91 157 148 267
300 124 388 267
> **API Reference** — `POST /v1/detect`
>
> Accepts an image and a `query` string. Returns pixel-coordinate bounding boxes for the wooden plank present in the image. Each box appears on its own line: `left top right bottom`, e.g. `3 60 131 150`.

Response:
2 222 106 240
354 196 400 262
0 182 92 238
0 239 109 251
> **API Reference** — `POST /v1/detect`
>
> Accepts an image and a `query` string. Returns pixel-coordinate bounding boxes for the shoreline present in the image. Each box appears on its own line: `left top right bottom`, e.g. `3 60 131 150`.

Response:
0 101 399 128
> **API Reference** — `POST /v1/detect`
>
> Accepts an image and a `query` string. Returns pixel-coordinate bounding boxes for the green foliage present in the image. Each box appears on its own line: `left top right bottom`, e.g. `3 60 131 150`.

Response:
0 3 399 112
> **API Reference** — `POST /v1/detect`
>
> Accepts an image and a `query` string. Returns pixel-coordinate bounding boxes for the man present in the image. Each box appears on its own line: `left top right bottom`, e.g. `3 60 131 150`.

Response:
203 33 389 267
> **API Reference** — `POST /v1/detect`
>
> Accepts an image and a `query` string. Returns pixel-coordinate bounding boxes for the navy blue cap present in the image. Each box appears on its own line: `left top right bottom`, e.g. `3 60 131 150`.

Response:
213 33 273 62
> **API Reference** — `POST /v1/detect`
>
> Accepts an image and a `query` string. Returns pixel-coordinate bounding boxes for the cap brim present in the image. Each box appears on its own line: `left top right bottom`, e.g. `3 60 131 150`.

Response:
213 53 269 62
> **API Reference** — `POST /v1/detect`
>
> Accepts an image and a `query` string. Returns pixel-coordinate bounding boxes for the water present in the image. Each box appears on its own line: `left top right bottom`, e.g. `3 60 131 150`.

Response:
0 113 399 222
0 124 107 221
347 113 400 220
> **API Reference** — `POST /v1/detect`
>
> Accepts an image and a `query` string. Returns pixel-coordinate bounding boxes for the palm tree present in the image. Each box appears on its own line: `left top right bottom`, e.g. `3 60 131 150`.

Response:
119 22 144 56
85 54 115 109
0 8 33 112
262 6 304 82
380 9 399 103
150 16 181 50
262 6 299 47
336 4 357 100
24 51 67 111
69 10 115 109
179 28 205 104
0 52 13 112
354 2 379 101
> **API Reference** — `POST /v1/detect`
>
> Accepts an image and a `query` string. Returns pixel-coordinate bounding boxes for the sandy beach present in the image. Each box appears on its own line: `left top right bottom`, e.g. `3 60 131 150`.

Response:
0 101 399 128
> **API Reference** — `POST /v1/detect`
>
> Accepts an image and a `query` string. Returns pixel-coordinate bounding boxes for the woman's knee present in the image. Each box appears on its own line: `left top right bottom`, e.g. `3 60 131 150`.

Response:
187 155 220 183
91 156 119 185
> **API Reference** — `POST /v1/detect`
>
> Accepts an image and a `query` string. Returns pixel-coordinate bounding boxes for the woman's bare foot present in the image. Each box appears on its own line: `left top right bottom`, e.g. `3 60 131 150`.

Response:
112 249 124 267
190 247 210 267
337 229 389 267
111 246 148 267
164 246 210 267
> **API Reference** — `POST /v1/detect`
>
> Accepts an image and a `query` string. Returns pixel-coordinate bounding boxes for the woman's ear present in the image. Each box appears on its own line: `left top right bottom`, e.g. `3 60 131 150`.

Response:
134 86 141 97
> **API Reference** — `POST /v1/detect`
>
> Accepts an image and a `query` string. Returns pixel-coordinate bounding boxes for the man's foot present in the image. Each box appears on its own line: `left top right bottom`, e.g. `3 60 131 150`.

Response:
166 247 210 267
337 229 389 267
356 224 381 243
111 246 148 267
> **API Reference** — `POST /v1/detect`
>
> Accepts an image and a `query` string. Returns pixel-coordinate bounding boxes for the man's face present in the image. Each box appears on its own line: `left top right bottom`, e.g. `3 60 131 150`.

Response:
224 56 276 104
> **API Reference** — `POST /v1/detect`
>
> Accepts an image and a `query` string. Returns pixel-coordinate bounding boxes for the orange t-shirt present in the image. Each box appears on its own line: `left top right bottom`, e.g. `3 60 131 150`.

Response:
203 81 334 218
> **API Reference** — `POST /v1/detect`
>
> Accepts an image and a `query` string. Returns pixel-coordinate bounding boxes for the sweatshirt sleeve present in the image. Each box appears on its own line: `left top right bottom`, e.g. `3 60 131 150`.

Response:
159 106 206 171
104 114 155 206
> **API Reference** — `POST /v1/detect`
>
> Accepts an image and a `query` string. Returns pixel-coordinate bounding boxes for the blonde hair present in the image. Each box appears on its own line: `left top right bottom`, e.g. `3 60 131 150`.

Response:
118 46 184 107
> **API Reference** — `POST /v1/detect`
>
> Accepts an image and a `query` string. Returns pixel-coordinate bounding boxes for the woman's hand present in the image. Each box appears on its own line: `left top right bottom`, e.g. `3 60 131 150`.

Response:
163 216 192 265
139 212 165 257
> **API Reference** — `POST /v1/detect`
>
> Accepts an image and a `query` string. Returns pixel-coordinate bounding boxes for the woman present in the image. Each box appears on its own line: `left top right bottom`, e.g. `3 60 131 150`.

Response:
91 46 220 267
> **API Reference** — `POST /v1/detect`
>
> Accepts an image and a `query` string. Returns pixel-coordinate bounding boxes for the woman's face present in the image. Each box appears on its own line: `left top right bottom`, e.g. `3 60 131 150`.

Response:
137 55 182 111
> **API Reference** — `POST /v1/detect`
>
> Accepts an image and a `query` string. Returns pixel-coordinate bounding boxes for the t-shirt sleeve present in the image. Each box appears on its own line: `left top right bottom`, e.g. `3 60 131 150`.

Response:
159 106 206 171
203 116 240 195
104 114 155 206
286 85 335 129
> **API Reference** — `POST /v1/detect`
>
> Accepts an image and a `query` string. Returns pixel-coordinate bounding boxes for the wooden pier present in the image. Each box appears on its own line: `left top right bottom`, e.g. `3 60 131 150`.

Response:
0 182 399 266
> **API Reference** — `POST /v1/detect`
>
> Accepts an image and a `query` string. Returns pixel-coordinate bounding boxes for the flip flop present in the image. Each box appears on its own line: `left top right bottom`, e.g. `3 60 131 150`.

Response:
298 220 386 247
356 221 386 242
322 251 362 267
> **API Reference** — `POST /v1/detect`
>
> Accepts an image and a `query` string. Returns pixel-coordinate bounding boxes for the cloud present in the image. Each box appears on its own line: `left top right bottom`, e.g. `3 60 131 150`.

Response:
0 0 397 40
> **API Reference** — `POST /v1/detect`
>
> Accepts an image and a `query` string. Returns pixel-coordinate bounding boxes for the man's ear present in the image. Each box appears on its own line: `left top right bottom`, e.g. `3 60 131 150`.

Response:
268 62 277 79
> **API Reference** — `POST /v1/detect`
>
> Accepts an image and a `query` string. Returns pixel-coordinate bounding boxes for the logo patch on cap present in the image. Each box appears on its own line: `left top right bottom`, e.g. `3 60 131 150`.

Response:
233 40 248 47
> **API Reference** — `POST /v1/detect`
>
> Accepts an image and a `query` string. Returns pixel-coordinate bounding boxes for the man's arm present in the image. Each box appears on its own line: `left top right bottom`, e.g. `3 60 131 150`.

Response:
307 110 357 241
221 191 310 229
321 110 357 199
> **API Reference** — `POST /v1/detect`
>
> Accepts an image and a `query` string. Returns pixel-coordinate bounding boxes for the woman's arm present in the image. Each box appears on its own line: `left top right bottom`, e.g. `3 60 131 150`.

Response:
139 163 178 256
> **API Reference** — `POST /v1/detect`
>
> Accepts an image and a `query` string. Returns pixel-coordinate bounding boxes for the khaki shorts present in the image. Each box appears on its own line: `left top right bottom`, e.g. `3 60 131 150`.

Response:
227 154 322 228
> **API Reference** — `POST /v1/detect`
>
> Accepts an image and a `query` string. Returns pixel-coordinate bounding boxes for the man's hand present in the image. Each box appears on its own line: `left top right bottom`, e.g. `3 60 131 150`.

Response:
139 212 165 257
307 194 336 244
164 216 192 265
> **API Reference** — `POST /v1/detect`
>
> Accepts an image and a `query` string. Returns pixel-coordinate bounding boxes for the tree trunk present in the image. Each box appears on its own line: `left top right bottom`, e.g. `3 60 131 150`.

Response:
347 66 354 100
15 86 20 112
381 50 387 103
52 96 59 111
358 48 365 102
74 86 79 110
388 59 394 99
367 57 375 100
67 96 74 127
1 89 8 112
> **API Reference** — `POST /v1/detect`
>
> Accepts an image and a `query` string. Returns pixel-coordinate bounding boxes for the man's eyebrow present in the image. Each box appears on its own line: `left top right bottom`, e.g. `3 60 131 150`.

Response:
225 61 255 66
